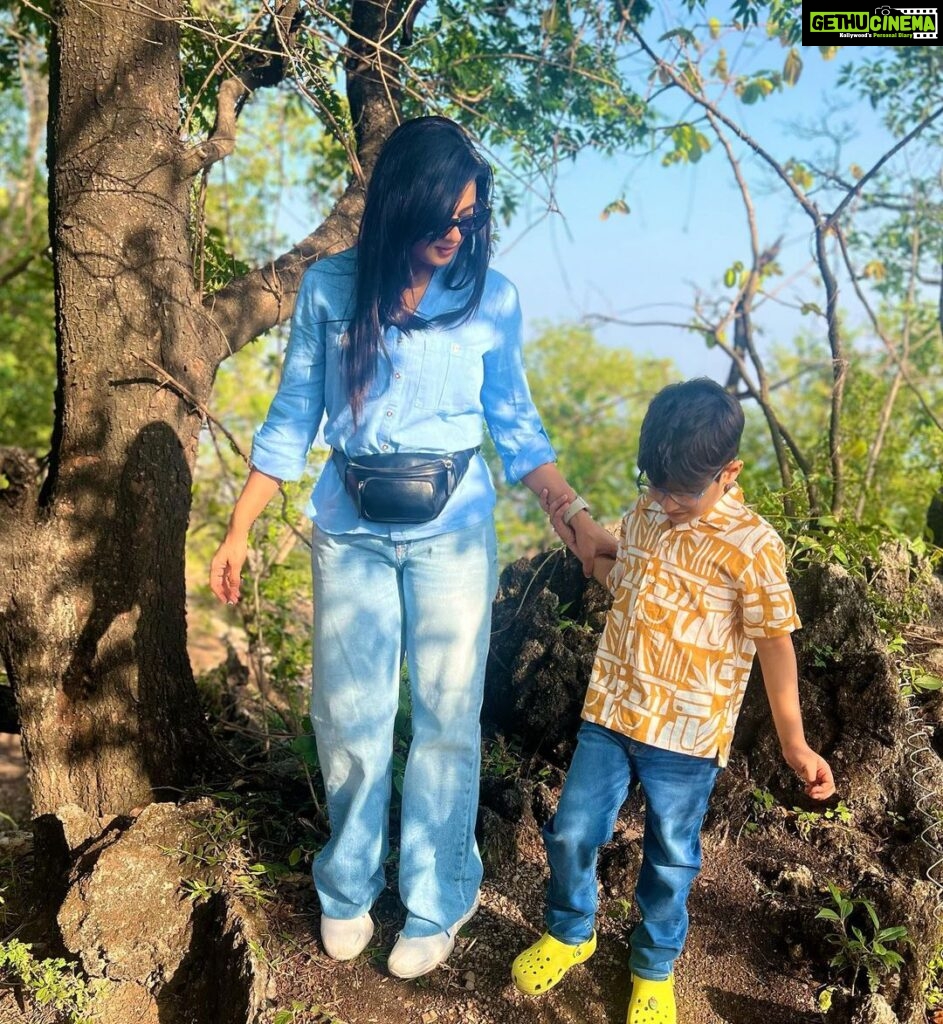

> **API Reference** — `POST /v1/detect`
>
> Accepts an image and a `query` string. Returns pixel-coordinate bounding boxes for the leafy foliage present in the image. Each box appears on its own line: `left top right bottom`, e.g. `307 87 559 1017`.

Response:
0 939 99 1024
816 882 911 994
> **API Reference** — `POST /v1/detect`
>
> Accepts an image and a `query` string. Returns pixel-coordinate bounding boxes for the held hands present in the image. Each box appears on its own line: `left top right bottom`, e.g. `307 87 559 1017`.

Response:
209 534 248 605
540 489 608 576
783 743 836 801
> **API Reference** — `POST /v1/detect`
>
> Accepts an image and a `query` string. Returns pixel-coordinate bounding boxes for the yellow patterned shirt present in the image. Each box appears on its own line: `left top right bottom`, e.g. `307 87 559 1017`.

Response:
582 485 800 765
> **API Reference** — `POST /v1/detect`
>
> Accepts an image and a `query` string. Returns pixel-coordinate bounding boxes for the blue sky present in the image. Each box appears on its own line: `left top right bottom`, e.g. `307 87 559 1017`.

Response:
490 42 898 379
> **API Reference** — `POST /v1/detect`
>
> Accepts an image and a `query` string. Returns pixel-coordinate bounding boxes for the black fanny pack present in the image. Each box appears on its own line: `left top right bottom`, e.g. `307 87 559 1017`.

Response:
331 447 480 524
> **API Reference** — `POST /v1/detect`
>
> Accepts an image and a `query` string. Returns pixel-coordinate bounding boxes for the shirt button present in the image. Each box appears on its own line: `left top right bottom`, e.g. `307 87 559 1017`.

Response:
394 372 401 379
381 444 389 451
386 410 393 417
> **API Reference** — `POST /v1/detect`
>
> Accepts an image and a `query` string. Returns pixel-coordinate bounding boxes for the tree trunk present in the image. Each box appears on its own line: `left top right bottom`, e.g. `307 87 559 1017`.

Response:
0 0 403 820
0 0 214 816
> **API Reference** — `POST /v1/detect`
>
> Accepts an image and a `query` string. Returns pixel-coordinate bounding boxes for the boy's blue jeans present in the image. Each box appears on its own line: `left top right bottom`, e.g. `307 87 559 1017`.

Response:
544 721 721 980
309 521 498 938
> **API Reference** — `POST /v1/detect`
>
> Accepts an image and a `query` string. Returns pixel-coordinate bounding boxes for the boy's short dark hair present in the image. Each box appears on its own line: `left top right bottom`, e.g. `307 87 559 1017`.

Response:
637 378 744 488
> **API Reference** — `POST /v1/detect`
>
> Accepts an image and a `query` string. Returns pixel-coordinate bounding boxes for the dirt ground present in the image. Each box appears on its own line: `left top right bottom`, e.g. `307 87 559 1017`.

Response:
254 795 825 1024
0 734 826 1024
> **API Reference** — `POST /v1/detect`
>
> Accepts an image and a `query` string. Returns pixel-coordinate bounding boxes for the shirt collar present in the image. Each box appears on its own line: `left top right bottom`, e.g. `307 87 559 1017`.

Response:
639 483 745 532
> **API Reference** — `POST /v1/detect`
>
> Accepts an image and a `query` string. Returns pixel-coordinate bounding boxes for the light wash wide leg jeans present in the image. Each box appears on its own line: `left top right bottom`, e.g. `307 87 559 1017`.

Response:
310 520 498 938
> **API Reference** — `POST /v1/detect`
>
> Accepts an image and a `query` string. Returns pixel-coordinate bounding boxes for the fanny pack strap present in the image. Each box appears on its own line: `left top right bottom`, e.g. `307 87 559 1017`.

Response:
331 446 480 477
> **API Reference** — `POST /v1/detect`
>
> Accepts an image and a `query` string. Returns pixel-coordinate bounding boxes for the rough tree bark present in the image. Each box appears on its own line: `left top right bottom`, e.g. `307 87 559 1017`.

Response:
0 0 404 818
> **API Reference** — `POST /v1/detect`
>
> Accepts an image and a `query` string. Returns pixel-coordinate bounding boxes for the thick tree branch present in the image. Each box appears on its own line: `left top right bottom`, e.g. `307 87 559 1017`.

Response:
180 0 304 178
206 1 405 360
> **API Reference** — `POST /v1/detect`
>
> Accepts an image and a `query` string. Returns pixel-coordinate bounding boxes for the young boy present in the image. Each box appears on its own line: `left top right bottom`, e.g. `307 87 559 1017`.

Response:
513 379 835 1024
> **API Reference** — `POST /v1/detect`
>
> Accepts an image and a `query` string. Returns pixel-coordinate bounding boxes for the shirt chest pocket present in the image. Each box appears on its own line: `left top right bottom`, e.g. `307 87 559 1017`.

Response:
414 332 484 413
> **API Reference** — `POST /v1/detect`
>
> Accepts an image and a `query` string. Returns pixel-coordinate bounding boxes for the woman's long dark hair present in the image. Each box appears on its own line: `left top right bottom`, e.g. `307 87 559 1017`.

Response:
345 116 493 420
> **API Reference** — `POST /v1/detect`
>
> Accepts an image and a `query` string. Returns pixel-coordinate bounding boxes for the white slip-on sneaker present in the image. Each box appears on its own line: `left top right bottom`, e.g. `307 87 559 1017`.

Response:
387 893 480 979
320 911 375 961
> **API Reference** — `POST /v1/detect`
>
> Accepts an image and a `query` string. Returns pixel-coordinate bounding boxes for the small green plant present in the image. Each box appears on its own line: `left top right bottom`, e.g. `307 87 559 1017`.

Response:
809 642 838 669
793 800 853 839
926 946 943 1009
743 786 781 833
555 600 582 632
924 944 943 1010
607 896 634 921
815 882 910 994
900 665 943 698
0 939 100 1024
481 735 524 780
167 805 288 908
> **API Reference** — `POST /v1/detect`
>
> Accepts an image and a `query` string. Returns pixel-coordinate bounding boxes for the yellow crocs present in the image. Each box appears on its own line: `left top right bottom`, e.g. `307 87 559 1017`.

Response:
626 973 676 1024
511 931 597 996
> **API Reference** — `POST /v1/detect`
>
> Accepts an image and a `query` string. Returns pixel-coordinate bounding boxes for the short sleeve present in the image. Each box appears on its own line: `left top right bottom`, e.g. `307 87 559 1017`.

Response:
739 533 801 638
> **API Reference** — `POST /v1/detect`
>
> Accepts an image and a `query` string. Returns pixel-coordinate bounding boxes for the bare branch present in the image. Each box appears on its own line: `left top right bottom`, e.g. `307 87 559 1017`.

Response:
0 248 48 288
825 104 943 228
205 1 405 358
629 24 820 226
179 0 304 178
834 226 943 435
813 225 847 516
854 219 921 521
132 356 311 549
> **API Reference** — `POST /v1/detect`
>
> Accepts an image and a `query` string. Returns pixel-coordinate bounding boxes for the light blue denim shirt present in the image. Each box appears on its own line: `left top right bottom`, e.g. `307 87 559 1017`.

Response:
250 247 556 540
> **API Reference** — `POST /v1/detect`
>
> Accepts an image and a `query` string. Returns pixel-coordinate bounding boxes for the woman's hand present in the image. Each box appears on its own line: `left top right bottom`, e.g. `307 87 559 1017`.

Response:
541 490 613 576
209 534 248 605
541 488 579 554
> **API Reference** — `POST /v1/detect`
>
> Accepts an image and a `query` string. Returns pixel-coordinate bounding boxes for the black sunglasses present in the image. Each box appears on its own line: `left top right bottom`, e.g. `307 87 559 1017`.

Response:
427 205 491 241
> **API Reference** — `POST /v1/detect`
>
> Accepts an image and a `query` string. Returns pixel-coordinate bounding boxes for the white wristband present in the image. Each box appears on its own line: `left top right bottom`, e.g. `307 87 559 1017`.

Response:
562 495 590 526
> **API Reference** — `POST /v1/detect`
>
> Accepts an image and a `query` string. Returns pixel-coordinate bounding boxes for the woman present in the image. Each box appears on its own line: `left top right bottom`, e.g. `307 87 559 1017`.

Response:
210 116 599 978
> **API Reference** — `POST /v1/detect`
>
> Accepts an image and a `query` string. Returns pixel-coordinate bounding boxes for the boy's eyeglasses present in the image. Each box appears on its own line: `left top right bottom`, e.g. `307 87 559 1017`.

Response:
427 205 491 241
636 467 725 510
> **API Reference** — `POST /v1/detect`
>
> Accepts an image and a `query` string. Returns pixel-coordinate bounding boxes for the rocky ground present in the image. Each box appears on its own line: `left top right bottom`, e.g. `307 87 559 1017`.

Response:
1 544 942 1024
